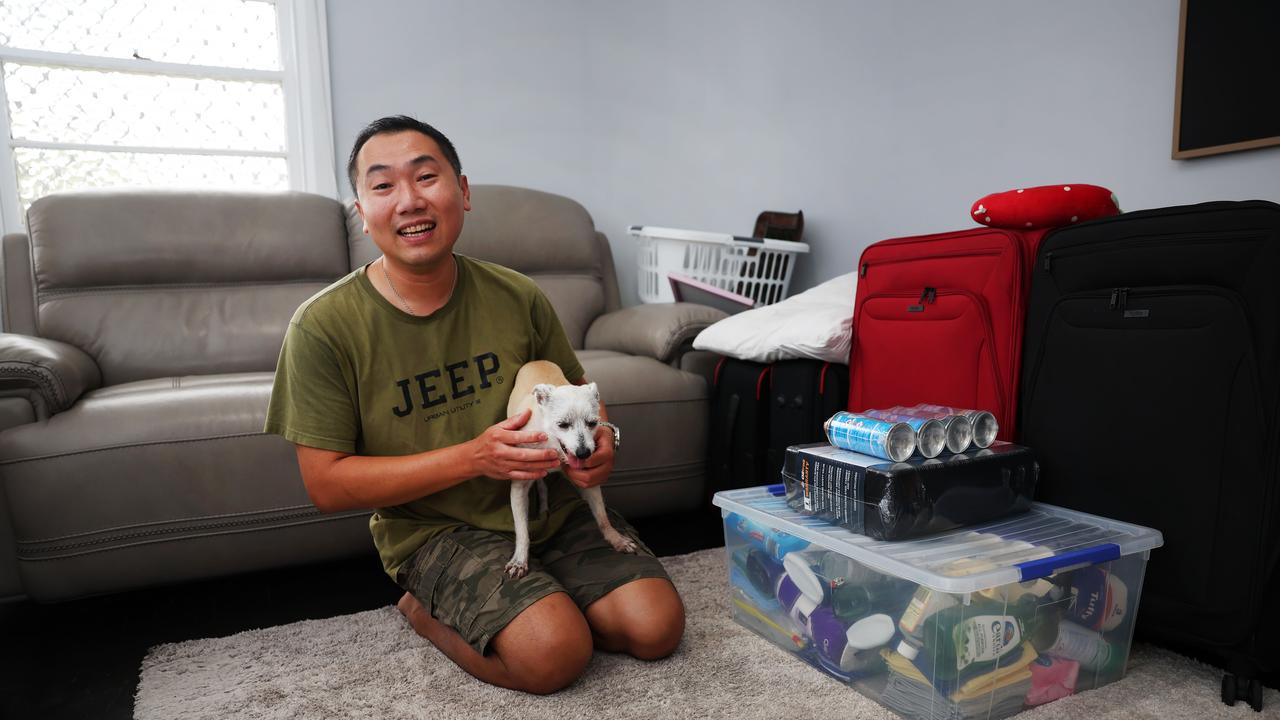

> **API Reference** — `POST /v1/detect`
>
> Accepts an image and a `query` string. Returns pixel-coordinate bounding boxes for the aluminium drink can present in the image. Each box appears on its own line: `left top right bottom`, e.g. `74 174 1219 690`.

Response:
858 409 947 459
911 404 999 448
823 411 916 462
887 406 974 453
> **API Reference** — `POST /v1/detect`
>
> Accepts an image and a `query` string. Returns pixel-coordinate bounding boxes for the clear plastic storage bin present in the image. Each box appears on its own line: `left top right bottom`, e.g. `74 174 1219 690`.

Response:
627 225 810 305
713 486 1163 720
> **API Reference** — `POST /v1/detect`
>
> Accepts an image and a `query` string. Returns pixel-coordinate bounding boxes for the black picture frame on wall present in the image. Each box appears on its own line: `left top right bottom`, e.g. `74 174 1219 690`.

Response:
1172 0 1280 160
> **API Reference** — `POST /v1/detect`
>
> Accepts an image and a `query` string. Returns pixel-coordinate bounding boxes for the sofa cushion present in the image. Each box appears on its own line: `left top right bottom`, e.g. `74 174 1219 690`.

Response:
38 284 334 386
456 185 605 275
0 373 369 600
458 186 611 348
530 275 606 349
25 191 351 385
27 191 349 289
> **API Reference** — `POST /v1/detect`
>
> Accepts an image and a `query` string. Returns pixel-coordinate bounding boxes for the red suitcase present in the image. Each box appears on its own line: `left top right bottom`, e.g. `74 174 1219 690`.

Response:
846 227 1047 440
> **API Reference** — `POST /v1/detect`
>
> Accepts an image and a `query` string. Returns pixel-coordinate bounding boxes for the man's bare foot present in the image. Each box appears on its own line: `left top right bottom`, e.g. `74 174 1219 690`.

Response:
397 591 432 639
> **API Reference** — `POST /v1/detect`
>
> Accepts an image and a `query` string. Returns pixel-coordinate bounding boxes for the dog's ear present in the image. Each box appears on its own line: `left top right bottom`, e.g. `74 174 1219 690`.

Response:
586 382 600 406
532 384 556 406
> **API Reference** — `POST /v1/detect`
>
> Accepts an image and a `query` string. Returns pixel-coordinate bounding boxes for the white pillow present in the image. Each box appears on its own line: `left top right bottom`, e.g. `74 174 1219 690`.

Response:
692 272 856 363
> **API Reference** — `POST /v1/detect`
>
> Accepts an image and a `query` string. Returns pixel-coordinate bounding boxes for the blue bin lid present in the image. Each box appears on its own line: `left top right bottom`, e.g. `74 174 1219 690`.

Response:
713 485 1163 594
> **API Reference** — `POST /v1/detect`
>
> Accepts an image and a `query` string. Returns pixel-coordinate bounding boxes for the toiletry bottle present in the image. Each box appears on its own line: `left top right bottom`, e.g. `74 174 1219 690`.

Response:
910 596 1031 695
894 585 959 661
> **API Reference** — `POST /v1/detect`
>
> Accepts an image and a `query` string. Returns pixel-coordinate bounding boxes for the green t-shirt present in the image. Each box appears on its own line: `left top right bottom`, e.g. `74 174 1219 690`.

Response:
264 254 586 578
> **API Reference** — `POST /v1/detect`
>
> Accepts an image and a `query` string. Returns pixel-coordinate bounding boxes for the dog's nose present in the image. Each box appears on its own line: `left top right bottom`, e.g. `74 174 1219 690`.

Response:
575 447 592 460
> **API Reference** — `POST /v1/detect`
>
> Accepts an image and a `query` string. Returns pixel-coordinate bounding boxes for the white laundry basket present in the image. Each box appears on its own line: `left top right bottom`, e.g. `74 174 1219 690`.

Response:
628 225 810 305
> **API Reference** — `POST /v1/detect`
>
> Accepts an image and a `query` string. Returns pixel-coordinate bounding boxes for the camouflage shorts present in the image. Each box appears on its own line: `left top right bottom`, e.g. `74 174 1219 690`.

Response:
396 501 670 654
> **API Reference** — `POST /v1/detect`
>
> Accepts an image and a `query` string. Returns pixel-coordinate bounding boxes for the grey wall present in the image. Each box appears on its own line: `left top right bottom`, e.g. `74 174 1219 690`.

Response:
327 0 1280 305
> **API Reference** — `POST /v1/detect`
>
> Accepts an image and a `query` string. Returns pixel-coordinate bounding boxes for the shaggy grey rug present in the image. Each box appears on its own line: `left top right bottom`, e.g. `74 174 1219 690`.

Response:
136 548 1280 719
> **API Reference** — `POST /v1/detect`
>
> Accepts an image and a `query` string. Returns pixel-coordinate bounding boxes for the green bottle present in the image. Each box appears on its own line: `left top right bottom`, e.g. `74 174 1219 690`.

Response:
895 586 959 660
909 596 1033 695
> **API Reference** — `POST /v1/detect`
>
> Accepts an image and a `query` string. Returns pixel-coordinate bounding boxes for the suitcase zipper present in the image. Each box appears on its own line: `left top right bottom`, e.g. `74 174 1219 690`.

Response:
855 288 1006 417
1041 230 1264 276
1049 200 1278 234
868 228 1023 248
944 288 1006 418
859 241 1027 334
1037 201 1278 263
1024 285 1269 644
1147 283 1269 649
858 248 1004 278
907 286 937 310
1027 285 1259 407
1106 287 1132 311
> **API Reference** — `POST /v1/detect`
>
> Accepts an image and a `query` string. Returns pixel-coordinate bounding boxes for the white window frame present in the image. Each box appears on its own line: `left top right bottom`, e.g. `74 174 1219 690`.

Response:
0 0 337 235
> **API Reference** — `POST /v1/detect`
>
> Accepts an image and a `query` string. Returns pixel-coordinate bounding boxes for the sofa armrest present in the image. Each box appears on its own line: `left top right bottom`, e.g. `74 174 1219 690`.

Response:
584 303 728 364
0 333 102 420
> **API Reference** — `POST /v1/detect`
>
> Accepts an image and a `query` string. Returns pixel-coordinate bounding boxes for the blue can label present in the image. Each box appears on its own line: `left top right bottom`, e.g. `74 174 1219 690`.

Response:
826 411 897 459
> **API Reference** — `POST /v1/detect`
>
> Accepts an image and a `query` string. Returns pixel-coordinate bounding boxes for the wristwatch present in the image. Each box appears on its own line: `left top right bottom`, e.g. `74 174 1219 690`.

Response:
599 421 621 452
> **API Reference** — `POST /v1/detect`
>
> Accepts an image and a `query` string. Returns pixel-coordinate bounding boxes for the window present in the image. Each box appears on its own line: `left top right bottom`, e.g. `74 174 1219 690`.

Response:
0 0 336 233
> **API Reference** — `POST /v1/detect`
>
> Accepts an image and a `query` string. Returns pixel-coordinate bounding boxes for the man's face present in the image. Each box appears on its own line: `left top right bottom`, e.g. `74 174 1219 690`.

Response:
353 130 470 271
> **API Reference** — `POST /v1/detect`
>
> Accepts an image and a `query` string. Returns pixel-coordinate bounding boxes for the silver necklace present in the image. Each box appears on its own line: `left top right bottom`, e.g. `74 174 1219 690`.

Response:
380 258 457 316
380 259 416 315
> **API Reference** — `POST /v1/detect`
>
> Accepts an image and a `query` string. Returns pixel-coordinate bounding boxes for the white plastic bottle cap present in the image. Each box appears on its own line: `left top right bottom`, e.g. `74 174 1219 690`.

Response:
782 552 826 602
846 614 896 650
896 639 920 660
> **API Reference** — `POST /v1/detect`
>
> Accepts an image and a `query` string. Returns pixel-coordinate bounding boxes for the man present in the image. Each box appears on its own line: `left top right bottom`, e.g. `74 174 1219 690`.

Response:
265 116 685 694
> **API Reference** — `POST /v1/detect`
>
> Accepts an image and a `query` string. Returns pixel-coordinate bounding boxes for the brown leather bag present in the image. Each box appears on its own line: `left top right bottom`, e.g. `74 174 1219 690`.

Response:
752 209 804 241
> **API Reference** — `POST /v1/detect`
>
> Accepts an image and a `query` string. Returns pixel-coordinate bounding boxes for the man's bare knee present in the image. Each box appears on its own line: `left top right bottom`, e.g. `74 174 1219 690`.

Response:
504 633 592 694
625 592 685 660
627 618 684 660
491 592 593 694
586 578 685 661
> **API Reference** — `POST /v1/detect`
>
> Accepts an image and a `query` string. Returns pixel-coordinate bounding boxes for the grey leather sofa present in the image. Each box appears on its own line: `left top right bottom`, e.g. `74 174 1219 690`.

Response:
0 185 724 602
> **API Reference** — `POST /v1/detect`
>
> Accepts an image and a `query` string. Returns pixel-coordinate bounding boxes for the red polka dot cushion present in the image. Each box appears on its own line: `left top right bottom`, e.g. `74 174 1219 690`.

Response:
970 184 1120 230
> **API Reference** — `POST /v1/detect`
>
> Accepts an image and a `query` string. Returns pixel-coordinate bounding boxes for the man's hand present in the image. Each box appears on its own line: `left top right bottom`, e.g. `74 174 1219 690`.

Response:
562 424 616 489
469 408 561 482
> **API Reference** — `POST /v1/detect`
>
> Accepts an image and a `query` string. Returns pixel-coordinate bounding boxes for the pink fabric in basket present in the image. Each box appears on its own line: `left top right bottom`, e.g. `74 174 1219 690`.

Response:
1026 655 1080 705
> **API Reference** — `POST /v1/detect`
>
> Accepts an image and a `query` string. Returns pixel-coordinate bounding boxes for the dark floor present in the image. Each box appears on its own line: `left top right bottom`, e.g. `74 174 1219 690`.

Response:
0 506 726 720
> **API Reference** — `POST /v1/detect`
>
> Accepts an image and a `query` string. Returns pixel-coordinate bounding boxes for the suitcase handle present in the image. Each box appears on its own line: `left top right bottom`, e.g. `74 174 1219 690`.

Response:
1015 544 1121 581
721 395 740 450
710 394 741 495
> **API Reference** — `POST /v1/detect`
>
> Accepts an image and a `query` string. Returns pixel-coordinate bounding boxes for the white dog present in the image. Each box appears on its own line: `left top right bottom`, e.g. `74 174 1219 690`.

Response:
505 360 636 578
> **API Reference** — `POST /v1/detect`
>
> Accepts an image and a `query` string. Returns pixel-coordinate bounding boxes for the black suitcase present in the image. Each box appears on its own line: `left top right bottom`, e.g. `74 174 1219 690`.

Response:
1019 200 1280 710
708 358 773 496
766 359 849 484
